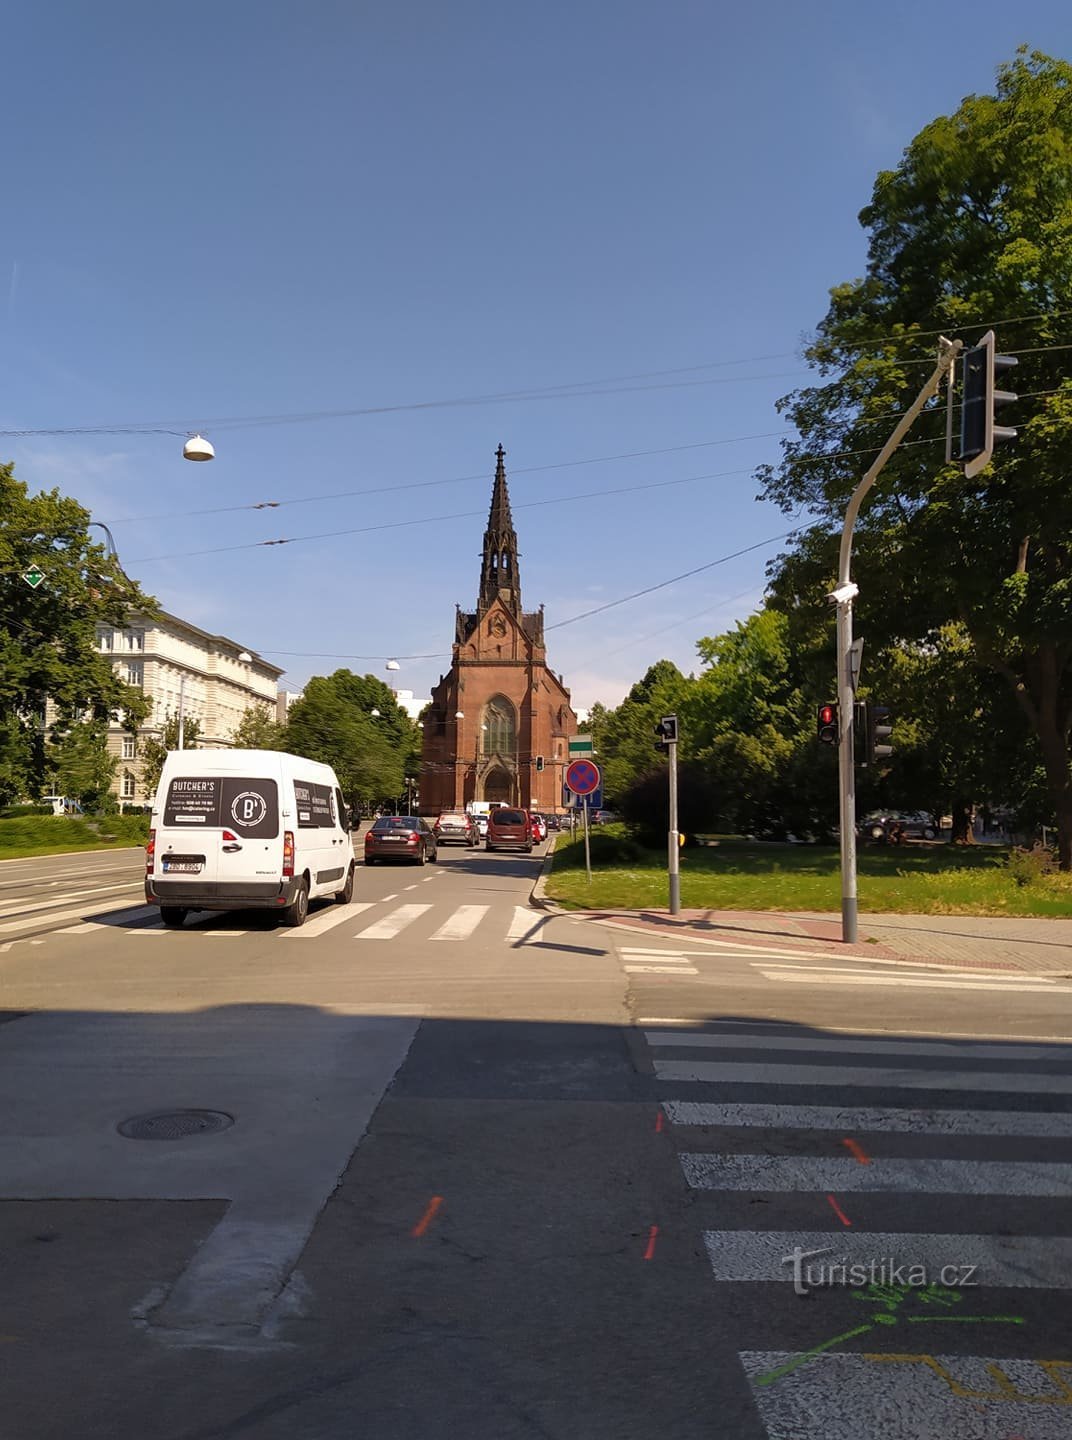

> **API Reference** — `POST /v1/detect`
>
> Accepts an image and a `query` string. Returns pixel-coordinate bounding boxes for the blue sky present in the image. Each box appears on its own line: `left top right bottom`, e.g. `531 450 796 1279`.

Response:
3 2 1069 710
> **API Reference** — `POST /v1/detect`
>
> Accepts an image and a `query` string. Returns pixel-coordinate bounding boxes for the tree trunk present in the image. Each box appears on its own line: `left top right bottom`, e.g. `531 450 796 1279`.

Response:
1034 715 1072 870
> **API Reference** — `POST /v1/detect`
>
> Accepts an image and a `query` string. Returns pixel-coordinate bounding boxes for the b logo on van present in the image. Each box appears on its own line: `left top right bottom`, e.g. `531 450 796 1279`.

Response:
230 791 269 829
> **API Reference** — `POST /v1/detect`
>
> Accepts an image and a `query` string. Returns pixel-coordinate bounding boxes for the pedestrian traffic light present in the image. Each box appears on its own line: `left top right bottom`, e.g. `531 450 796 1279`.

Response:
535 755 545 772
654 715 678 751
817 702 838 746
958 330 1018 480
867 703 894 765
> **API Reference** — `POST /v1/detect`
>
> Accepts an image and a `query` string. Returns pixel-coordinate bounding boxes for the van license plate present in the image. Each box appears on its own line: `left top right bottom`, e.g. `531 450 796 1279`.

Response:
163 858 203 873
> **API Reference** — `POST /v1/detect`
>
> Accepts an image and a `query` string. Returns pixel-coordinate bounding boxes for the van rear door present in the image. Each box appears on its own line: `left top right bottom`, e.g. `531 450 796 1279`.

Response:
215 776 282 891
156 776 222 887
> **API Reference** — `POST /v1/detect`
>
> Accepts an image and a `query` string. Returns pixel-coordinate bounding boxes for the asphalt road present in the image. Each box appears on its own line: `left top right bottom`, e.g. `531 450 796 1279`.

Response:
1 840 1070 1438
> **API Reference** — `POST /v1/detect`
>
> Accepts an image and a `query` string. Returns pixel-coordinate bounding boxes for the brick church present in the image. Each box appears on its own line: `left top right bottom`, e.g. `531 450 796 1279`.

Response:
419 446 577 814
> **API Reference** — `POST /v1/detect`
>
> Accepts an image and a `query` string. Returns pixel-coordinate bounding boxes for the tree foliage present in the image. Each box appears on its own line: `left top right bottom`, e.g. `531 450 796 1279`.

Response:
756 50 1072 862
46 720 117 811
231 706 286 751
139 714 203 799
0 461 152 803
285 671 417 807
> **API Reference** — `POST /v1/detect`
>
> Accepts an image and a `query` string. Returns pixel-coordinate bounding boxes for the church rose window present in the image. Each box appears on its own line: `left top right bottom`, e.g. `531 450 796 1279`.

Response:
483 696 516 755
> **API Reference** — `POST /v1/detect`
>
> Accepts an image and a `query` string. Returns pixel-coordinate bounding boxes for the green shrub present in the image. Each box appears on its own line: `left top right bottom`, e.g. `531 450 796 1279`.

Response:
1003 842 1057 887
0 804 53 818
557 828 643 867
95 814 150 844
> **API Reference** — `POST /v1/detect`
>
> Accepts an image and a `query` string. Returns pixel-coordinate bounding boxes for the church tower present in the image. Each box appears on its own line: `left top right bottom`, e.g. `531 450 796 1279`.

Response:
419 446 577 815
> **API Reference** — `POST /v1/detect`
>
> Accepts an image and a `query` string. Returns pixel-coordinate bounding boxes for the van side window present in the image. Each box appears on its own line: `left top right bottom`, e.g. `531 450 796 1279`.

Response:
294 780 335 828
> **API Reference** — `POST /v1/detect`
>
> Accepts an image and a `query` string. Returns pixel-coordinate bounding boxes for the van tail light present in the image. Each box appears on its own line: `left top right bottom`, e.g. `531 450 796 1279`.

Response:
222 830 238 842
146 829 156 875
283 830 295 878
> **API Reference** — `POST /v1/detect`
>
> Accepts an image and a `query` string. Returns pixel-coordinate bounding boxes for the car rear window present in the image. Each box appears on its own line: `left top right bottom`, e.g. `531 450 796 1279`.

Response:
491 809 526 826
373 816 417 832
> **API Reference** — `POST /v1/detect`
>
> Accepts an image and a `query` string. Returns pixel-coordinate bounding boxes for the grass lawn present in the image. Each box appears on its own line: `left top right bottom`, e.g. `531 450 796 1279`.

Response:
0 815 150 861
545 833 1072 917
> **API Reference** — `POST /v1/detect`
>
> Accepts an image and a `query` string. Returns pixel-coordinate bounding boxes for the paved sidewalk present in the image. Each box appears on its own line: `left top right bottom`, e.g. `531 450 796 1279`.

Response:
529 845 1072 975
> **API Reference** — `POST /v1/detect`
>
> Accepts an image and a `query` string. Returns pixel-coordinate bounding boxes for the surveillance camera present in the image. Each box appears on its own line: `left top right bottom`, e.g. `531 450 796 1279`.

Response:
826 581 859 606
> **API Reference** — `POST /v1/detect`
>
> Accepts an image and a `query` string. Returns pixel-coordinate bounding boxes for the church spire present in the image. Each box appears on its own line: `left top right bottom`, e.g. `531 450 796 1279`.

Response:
479 444 521 614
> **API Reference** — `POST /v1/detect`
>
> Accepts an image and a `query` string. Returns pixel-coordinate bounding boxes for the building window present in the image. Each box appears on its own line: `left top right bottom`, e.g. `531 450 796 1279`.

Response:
125 662 143 687
121 770 136 800
121 736 136 760
483 695 516 755
125 630 144 651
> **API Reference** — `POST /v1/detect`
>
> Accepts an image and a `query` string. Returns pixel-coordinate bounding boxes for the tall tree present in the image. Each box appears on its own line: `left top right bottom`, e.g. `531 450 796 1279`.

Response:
285 673 412 807
47 720 117 811
139 714 203 798
588 661 689 802
0 462 151 803
758 50 1072 862
231 706 286 750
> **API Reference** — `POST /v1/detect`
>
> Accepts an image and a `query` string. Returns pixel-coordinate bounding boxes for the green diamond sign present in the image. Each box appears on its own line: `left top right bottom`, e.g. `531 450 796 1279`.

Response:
22 567 45 590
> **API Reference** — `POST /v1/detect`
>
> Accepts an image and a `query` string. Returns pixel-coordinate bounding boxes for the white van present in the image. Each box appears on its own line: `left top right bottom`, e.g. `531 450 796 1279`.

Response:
145 749 355 928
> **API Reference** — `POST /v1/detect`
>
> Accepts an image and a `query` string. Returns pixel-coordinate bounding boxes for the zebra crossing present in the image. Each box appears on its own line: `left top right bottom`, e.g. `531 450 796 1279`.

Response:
647 1022 1072 1438
53 900 558 948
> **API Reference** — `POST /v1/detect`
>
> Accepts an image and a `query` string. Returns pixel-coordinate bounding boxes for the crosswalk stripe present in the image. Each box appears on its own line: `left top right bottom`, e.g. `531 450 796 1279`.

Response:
755 966 1069 993
654 1059 1072 1094
428 905 489 941
662 1100 1072 1137
281 902 373 938
739 1351 1072 1439
624 964 699 974
507 906 543 943
704 1230 1072 1286
680 1153 1072 1195
646 1030 1063 1062
354 904 432 940
622 948 692 956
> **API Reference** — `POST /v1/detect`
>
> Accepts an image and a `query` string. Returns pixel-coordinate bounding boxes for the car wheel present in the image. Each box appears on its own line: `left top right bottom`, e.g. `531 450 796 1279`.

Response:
160 906 187 928
869 825 886 841
417 846 427 866
923 826 937 840
283 878 309 927
486 843 495 852
335 863 355 904
365 856 377 866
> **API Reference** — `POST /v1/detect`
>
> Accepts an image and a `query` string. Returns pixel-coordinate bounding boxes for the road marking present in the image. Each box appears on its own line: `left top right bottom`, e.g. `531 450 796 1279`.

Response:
755 967 1069 993
706 1231 1072 1286
680 1153 1072 1195
622 947 694 957
411 1195 443 1238
841 1138 871 1165
655 1059 1072 1094
755 960 1056 984
661 1100 1072 1137
0 881 141 921
643 1018 1072 1043
643 1225 659 1261
826 1195 852 1226
354 904 432 941
57 906 160 935
403 885 418 891
507 907 543 943
628 971 701 978
379 893 398 903
646 1030 1066 1062
739 1351 1072 1437
0 900 147 935
428 906 489 942
281 902 374 938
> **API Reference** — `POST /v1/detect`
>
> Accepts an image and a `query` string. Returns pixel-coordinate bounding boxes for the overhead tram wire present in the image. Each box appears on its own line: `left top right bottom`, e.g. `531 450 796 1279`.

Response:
3 305 1070 445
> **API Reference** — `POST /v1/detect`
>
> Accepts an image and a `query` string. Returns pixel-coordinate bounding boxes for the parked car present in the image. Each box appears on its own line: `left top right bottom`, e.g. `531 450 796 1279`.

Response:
365 815 438 865
530 813 548 842
434 810 479 846
861 811 939 842
544 815 562 832
474 813 489 838
486 807 534 853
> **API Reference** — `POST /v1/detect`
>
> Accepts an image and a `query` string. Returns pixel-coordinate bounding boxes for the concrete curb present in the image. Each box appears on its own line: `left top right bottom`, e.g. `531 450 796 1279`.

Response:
530 835 567 913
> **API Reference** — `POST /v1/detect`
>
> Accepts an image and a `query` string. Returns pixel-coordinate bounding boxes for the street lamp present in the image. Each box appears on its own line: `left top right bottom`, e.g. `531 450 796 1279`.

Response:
386 659 400 673
182 434 215 462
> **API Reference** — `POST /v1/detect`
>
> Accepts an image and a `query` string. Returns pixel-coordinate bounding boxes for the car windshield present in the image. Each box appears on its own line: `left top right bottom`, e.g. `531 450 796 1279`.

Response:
373 817 417 832
492 810 527 825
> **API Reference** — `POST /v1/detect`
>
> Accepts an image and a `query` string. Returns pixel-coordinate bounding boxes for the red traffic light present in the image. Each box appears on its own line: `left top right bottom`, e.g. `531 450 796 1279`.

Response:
817 702 839 746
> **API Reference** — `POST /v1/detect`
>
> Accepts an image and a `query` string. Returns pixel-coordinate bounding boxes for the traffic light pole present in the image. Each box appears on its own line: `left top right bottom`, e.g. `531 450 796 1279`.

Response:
668 738 680 915
834 337 961 944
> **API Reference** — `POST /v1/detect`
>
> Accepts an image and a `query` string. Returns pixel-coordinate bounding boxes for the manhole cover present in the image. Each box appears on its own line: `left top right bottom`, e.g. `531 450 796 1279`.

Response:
117 1109 234 1141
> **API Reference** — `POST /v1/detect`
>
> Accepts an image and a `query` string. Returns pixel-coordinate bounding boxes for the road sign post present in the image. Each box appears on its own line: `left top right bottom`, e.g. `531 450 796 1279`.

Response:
668 736 680 916
565 759 601 888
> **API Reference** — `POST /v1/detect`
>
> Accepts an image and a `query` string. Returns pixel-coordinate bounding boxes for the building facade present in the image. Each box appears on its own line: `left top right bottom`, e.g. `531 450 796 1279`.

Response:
96 612 283 807
419 447 577 815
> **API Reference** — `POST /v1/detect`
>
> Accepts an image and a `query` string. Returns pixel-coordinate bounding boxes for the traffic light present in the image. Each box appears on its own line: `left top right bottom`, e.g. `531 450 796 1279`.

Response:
535 755 545 772
654 715 678 751
867 703 894 766
817 702 838 746
958 330 1018 480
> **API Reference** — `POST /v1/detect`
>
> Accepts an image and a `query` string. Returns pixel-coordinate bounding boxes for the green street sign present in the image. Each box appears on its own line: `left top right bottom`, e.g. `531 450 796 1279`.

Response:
568 735 595 756
22 567 45 590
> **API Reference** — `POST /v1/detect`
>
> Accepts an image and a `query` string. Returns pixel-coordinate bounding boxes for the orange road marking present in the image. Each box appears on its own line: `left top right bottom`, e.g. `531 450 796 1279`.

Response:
643 1225 659 1260
411 1195 444 1238
842 1137 871 1165
826 1193 853 1227
655 1111 665 1133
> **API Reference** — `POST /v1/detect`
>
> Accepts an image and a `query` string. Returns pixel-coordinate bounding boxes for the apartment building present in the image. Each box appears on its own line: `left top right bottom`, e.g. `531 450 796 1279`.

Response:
97 611 283 807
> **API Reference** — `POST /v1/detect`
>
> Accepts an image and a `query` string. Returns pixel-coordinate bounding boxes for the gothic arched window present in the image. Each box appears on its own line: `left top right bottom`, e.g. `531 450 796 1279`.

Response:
483 695 516 755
